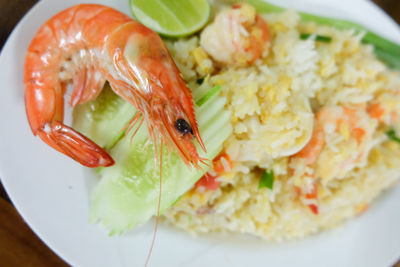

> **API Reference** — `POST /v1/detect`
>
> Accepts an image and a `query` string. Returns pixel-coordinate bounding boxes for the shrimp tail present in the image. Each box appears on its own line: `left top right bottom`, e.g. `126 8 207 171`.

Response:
37 121 114 167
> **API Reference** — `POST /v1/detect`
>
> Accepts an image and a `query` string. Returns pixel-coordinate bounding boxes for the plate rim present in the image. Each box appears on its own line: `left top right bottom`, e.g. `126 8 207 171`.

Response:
1 0 400 266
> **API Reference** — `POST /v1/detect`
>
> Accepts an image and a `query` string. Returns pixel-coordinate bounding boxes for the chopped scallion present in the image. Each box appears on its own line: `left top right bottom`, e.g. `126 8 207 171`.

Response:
386 129 400 144
300 33 332 42
259 170 274 190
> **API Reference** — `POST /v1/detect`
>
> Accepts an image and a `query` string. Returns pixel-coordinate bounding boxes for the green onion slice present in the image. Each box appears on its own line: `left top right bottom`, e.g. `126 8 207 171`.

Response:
387 129 400 143
259 170 274 190
300 33 332 42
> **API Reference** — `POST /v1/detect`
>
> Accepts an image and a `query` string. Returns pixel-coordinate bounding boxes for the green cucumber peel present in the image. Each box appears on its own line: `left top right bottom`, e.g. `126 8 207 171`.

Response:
300 33 332 43
196 85 222 107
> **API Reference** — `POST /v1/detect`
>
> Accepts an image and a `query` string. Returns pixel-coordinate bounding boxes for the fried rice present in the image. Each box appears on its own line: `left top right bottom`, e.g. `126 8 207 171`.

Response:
162 6 400 241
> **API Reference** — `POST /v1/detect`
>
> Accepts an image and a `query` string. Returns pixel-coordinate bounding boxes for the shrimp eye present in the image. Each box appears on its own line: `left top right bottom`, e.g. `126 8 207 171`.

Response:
175 118 193 135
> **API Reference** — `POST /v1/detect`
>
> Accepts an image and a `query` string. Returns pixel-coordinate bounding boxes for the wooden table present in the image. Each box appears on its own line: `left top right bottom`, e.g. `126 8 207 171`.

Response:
0 0 400 266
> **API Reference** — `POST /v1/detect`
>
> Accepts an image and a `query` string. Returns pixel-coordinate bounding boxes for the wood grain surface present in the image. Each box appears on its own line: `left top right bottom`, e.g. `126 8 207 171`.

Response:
0 198 69 267
0 1 399 267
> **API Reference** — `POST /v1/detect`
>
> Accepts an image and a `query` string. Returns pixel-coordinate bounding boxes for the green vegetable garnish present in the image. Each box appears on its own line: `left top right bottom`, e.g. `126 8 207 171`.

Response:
74 82 232 234
229 0 400 70
196 85 222 107
259 170 274 190
386 129 400 143
300 33 332 42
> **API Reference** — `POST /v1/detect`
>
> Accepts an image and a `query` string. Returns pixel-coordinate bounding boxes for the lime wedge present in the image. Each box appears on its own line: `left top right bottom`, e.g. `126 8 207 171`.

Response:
130 0 210 37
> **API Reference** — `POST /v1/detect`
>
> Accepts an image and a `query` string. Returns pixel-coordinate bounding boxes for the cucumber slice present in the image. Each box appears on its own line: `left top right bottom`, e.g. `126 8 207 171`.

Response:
73 82 231 234
89 93 231 234
91 120 230 234
196 93 227 128
73 83 137 149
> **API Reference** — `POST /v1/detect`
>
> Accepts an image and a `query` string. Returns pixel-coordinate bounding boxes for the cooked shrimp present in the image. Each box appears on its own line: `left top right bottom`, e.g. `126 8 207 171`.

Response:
25 4 206 168
293 106 376 181
200 3 270 66
290 106 376 213
367 91 400 125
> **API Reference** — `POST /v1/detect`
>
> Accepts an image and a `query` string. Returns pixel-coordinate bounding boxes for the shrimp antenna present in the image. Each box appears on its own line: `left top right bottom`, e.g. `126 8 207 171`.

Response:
129 116 144 145
144 140 163 267
199 157 211 167
122 112 141 134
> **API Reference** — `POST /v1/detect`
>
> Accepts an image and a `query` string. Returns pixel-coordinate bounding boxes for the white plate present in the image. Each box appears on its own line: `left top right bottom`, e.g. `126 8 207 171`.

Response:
1 0 400 266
